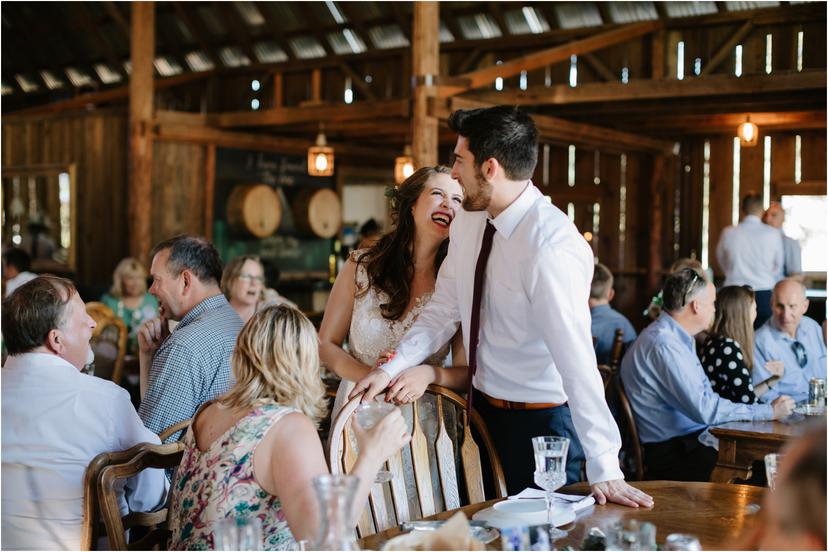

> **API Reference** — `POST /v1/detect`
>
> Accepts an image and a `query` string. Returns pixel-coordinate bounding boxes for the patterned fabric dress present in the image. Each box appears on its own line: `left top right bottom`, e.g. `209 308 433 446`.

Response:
330 250 456 521
698 334 757 404
168 403 299 551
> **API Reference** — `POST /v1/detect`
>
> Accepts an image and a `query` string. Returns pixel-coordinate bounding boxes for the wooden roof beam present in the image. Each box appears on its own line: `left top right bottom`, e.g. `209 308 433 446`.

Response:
612 110 826 133
215 3 260 65
172 2 222 66
582 54 617 82
430 96 675 155
464 70 826 105
389 3 412 43
212 98 410 129
442 20 661 96
255 3 297 61
336 3 378 52
701 21 754 75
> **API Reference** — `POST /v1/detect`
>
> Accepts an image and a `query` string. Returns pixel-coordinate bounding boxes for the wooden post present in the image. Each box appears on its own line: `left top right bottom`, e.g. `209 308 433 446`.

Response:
412 2 439 168
128 2 155 264
647 155 666 293
652 29 665 79
311 68 322 104
273 72 283 108
204 144 216 240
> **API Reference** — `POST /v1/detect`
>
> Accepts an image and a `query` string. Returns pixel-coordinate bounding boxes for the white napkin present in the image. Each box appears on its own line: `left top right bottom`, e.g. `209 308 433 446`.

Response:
507 488 596 512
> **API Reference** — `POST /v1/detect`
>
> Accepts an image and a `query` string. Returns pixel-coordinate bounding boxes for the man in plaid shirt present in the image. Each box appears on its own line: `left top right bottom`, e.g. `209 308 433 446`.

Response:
137 235 243 442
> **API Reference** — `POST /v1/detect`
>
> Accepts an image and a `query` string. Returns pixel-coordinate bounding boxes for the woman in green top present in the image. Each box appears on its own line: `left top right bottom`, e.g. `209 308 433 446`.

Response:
101 257 159 355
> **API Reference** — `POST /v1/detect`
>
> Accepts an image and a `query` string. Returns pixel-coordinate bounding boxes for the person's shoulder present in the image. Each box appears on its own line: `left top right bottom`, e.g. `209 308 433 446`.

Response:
800 316 823 334
78 374 133 404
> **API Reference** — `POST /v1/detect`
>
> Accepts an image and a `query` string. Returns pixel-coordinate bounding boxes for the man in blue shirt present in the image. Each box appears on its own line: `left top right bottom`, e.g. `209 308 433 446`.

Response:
590 263 637 365
754 278 827 403
620 269 794 481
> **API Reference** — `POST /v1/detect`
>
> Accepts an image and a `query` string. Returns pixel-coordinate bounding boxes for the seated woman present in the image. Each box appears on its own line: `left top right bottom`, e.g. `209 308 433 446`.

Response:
101 257 159 355
698 285 784 404
168 305 408 551
222 256 295 325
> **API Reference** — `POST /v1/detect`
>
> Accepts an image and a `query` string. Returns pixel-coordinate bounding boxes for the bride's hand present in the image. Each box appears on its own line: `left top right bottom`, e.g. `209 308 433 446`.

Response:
385 365 436 405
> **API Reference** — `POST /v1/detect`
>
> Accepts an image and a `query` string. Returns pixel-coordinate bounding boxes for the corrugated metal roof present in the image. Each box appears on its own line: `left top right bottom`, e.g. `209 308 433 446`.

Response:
15 74 38 93
368 25 410 49
154 57 184 77
504 7 551 35
184 51 215 72
439 21 455 43
94 63 123 84
65 68 94 88
290 36 327 59
235 2 266 28
607 2 659 23
197 6 227 36
253 42 289 64
328 29 367 54
555 3 603 29
218 46 251 67
1 82 15 96
663 2 719 17
260 3 302 32
40 70 65 90
725 1 780 11
457 13 502 39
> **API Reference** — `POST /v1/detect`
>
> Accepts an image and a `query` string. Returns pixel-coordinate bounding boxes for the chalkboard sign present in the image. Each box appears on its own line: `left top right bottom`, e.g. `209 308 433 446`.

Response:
213 149 335 278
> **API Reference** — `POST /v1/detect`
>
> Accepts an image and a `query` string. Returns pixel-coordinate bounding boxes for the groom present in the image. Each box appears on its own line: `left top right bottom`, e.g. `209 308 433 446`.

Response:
352 105 652 508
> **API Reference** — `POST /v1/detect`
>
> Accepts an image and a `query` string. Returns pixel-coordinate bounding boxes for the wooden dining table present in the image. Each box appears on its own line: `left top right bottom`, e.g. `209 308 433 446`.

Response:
709 413 820 483
359 480 765 550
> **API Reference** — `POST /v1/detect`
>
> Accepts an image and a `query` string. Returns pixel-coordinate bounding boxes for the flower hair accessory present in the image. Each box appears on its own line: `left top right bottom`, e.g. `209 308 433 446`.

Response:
384 184 400 214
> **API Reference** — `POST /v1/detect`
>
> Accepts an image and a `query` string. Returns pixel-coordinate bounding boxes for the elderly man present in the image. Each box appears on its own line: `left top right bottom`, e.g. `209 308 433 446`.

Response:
138 235 243 442
753 278 827 403
620 269 794 482
1 276 166 550
763 202 802 279
716 194 784 328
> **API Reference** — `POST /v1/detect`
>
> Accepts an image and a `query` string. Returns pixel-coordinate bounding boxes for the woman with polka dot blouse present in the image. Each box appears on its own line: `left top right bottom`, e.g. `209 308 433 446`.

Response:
698 286 785 403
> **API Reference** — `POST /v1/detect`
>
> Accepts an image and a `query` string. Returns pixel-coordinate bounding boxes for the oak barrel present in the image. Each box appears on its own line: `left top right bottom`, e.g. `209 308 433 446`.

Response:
226 184 281 238
292 188 342 238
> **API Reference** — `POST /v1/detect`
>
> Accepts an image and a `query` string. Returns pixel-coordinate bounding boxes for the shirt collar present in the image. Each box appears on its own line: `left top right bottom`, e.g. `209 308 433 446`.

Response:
177 294 230 329
742 214 762 225
3 352 80 377
591 304 612 315
766 318 802 343
489 182 540 239
659 313 696 352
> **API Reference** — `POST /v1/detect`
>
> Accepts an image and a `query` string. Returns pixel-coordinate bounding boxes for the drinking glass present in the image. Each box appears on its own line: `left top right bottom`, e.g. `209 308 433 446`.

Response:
214 516 263 551
664 533 702 551
532 436 570 540
765 453 783 490
606 519 657 550
355 401 397 483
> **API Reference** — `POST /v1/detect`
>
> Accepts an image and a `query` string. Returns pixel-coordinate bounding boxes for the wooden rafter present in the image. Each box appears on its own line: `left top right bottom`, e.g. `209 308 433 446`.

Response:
215 3 259 65
582 54 616 82
73 2 126 79
701 21 754 75
465 70 826 105
439 4 465 42
488 2 509 36
251 3 296 61
337 3 377 52
431 97 675 155
442 21 661 95
612 110 827 133
389 3 412 42
212 98 410 128
103 2 130 36
172 2 222 66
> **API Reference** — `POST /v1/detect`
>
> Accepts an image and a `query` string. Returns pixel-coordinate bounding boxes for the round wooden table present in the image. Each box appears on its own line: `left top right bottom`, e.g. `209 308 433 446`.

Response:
358 481 765 550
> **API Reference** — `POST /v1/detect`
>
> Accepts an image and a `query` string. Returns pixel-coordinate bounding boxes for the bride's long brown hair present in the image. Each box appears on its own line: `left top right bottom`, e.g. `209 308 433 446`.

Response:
355 166 452 320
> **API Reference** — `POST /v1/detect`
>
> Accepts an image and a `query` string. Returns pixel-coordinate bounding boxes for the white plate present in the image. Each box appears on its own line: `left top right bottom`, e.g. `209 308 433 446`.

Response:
472 500 575 529
795 404 826 416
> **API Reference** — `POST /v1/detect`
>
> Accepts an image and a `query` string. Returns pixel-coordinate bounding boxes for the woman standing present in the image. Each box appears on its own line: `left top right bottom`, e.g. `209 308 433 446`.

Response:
699 285 785 403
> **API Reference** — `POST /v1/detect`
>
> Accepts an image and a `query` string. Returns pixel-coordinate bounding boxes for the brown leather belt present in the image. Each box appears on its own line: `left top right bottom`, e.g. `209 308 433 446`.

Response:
479 390 562 411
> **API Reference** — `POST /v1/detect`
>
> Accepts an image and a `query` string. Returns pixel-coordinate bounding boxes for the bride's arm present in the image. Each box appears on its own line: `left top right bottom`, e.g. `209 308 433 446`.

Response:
385 330 470 403
319 258 374 382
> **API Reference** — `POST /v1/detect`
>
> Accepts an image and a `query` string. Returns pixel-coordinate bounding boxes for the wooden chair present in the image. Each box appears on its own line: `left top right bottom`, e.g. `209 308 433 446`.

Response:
596 364 614 392
609 328 626 371
98 442 185 551
158 418 192 443
607 373 645 481
328 384 507 538
86 302 128 385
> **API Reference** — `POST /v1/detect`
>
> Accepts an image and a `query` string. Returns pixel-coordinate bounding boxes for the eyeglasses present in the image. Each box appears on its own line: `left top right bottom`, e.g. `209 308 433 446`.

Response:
238 274 265 284
682 271 703 307
791 341 808 368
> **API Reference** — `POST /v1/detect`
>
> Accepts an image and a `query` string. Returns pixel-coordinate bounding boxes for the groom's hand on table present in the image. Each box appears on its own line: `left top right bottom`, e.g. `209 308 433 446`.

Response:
591 479 654 508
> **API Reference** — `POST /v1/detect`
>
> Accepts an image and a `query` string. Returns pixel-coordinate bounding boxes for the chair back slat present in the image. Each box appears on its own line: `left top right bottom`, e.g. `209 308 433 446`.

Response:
434 396 460 511
612 374 644 481
610 328 625 370
97 442 184 550
409 400 436 518
460 411 486 505
387 449 410 523
342 422 376 537
367 471 392 533
597 364 614 392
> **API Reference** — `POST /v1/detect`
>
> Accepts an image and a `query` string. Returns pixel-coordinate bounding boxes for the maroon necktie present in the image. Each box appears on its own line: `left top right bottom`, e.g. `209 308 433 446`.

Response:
466 220 496 419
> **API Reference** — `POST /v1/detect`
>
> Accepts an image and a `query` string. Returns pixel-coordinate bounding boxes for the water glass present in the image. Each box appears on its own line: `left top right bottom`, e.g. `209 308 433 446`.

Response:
664 533 702 551
214 516 263 551
532 436 570 539
355 401 397 483
764 453 783 490
605 519 656 551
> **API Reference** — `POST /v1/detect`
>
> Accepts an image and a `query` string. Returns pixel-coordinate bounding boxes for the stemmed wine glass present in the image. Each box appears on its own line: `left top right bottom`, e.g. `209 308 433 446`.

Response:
532 436 570 540
355 401 397 483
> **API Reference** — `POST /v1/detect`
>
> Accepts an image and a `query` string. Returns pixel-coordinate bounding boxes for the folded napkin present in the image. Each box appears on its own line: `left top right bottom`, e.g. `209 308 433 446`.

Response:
507 488 595 512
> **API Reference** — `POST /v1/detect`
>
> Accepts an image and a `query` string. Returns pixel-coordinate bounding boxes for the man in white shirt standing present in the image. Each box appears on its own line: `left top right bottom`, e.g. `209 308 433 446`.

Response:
2 276 167 550
716 194 784 328
352 106 652 508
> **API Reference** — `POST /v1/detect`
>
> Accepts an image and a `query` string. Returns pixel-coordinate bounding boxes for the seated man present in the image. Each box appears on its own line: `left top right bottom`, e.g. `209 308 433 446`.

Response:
620 269 794 482
753 278 827 403
590 263 637 365
1 276 167 550
138 235 243 442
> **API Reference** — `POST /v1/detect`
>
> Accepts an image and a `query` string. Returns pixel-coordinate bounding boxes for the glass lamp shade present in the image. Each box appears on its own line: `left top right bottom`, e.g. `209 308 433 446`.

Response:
738 121 759 147
394 156 415 185
308 131 335 176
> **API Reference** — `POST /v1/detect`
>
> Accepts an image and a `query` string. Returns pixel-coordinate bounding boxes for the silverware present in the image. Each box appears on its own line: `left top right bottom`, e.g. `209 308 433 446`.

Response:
399 520 489 532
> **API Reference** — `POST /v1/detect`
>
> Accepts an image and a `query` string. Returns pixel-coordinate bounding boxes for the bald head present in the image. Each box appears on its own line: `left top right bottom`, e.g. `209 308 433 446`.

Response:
764 202 785 229
771 278 809 336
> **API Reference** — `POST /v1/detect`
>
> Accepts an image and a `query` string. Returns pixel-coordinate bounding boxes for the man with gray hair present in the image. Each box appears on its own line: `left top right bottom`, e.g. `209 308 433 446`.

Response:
763 202 802 279
2 276 166 550
138 235 243 442
620 268 794 481
754 278 826 403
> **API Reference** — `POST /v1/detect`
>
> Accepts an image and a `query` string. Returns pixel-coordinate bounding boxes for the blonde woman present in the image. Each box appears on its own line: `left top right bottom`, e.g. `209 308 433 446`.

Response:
221 256 295 324
698 285 785 403
168 305 409 551
101 257 158 354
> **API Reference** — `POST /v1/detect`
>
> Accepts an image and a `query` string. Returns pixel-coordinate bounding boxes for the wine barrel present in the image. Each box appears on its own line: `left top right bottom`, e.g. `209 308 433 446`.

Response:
226 184 281 238
292 188 342 238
